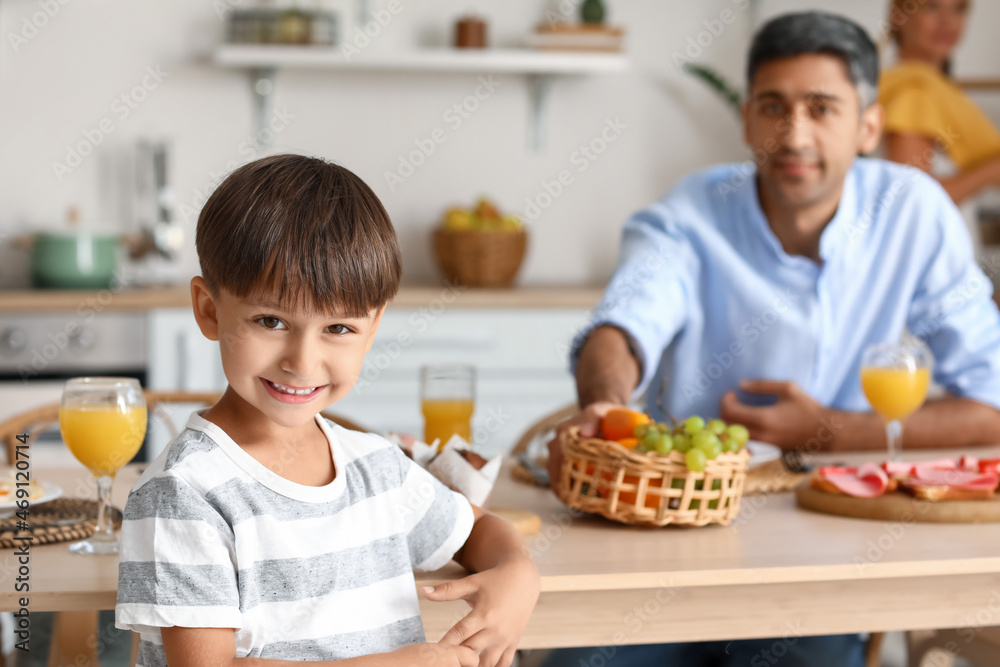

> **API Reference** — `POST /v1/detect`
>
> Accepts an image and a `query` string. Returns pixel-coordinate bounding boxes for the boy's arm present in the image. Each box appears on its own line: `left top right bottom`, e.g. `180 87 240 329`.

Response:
450 504 533 574
160 627 478 667
422 504 540 666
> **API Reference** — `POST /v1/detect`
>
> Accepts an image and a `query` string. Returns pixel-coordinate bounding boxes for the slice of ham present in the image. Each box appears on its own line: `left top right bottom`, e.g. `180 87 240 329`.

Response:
820 463 889 498
881 461 914 478
958 456 979 472
818 466 856 477
978 459 1000 476
912 458 960 479
909 469 999 491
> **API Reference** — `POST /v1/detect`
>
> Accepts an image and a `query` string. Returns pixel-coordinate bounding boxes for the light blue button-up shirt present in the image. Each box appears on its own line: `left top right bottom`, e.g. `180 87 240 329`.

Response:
573 158 1000 422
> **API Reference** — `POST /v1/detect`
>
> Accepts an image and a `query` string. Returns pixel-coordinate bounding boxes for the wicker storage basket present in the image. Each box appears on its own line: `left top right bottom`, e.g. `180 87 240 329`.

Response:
433 228 527 288
555 426 750 527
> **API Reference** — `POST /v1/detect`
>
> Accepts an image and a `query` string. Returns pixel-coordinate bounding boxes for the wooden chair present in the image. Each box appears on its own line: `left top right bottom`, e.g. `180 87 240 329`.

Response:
0 391 367 667
906 627 1000 666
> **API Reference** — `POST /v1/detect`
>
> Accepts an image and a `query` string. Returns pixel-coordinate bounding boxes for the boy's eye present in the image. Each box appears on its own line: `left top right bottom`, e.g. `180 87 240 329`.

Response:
257 316 286 330
327 324 351 335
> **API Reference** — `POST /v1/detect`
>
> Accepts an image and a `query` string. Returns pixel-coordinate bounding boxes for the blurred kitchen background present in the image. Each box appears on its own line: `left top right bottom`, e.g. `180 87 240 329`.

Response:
1 0 999 463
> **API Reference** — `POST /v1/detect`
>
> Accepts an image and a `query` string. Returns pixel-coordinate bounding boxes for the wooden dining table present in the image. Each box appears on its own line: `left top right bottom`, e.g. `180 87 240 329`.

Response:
5 446 1000 650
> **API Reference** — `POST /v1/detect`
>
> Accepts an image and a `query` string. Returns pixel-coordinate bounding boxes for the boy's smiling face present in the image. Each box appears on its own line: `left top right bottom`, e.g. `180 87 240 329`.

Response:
191 276 384 433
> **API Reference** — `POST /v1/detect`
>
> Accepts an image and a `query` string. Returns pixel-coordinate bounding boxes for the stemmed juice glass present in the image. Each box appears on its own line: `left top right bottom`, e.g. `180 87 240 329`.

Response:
860 341 932 462
59 377 147 555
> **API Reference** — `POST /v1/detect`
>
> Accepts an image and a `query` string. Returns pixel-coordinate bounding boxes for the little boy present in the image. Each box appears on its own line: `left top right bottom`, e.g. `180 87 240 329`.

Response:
115 155 540 667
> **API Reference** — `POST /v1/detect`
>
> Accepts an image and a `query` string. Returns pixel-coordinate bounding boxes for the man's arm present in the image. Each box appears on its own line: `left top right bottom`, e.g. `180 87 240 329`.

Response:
720 381 1000 452
575 325 641 408
546 325 643 488
827 396 1000 452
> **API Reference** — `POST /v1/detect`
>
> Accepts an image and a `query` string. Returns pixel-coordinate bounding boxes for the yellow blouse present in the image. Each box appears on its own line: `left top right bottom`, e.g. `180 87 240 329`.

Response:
879 61 1000 170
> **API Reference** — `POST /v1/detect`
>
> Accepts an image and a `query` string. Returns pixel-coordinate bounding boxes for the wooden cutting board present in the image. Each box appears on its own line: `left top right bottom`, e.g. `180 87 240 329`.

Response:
795 482 1000 523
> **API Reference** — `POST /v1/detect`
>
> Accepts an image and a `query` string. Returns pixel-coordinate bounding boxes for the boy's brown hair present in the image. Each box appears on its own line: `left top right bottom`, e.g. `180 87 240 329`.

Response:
196 154 401 317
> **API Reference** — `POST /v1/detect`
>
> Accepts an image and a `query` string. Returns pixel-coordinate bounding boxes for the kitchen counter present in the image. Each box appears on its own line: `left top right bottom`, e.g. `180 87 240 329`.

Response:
0 284 604 312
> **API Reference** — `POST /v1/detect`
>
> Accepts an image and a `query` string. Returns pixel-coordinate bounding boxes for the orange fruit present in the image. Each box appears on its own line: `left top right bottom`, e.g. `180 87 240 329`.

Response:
600 409 651 441
616 437 640 449
618 475 663 508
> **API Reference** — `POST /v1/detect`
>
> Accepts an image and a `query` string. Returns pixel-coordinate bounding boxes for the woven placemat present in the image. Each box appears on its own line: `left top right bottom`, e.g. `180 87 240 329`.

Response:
512 456 552 487
0 498 123 548
512 460 546 486
744 459 810 495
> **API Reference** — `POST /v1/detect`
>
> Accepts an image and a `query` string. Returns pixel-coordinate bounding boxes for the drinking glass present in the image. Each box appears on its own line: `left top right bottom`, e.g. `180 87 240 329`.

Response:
420 365 475 451
860 341 932 462
59 377 147 555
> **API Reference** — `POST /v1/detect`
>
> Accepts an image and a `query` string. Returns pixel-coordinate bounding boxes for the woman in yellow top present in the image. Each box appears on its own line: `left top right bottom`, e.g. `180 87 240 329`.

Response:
880 0 1000 204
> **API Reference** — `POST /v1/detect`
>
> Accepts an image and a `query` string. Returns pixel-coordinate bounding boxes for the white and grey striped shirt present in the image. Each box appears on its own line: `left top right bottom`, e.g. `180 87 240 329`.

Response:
115 411 474 666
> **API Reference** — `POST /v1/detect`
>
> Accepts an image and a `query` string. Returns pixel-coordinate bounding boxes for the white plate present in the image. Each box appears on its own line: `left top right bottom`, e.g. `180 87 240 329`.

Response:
747 441 781 469
0 482 63 512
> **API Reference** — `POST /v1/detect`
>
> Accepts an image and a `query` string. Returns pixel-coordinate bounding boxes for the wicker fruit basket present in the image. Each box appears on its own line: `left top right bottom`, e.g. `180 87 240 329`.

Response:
555 426 750 527
433 228 527 288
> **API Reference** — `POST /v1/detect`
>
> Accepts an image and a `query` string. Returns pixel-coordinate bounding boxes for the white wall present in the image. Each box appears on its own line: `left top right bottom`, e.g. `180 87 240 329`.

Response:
1 0 998 289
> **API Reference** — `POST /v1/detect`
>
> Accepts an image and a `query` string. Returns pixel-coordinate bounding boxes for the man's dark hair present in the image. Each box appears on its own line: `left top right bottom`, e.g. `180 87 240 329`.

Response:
196 154 402 318
747 12 879 107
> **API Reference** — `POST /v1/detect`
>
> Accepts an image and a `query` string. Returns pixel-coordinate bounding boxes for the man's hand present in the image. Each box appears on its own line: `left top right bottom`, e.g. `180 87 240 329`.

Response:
719 380 836 450
422 557 540 667
546 401 621 492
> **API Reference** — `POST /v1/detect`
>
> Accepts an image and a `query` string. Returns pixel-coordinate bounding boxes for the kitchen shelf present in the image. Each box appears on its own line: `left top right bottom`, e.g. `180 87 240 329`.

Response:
0 285 605 313
957 78 1000 91
214 45 629 151
215 45 627 73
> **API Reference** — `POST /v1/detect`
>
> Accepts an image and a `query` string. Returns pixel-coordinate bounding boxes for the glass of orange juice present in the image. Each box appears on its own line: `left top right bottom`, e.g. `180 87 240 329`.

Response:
861 341 932 462
59 377 147 555
420 365 475 452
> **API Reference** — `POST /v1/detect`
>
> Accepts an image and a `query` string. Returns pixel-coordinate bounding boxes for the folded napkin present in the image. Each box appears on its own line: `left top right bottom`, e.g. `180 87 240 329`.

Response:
387 434 502 506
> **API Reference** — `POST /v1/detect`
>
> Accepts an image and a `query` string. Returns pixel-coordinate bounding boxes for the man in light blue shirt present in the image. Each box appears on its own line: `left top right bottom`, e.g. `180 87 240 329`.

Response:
554 19 1000 458
544 10 1000 667
582 154 1000 447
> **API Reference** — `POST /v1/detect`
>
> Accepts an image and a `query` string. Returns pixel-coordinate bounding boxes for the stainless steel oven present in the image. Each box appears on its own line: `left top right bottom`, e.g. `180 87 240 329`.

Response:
0 312 148 466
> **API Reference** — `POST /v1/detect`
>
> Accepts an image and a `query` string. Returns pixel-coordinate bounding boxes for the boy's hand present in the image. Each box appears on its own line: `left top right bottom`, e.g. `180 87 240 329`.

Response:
388 642 478 667
423 556 540 667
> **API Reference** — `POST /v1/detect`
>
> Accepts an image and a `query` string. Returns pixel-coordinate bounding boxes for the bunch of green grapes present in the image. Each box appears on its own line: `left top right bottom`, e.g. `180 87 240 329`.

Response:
632 417 749 472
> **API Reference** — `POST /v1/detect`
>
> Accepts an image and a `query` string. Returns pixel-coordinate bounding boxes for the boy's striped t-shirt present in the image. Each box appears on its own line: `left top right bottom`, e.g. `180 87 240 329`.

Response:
115 411 474 666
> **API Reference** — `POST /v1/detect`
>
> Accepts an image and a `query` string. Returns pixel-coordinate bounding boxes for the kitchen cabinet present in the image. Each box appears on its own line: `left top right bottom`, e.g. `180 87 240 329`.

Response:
146 306 591 458
148 309 225 391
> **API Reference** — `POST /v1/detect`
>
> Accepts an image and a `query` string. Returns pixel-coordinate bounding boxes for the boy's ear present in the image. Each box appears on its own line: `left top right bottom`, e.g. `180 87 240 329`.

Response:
364 305 387 353
190 277 221 342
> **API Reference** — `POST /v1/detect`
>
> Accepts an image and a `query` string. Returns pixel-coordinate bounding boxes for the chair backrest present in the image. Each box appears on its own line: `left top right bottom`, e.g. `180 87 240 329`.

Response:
0 390 368 465
511 403 579 456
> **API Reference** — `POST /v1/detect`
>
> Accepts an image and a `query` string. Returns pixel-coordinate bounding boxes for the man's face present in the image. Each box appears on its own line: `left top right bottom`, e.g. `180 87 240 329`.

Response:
743 53 882 213
194 282 383 430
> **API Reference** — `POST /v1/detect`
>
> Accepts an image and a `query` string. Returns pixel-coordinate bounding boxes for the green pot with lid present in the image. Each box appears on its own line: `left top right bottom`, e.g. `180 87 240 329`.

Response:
31 231 120 289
